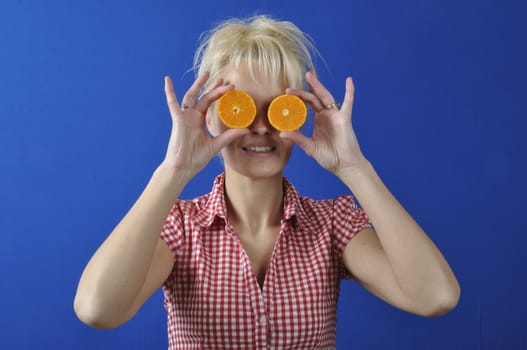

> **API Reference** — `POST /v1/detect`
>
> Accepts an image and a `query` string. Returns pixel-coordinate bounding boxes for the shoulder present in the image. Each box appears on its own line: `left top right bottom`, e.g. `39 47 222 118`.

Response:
161 192 212 247
167 192 211 221
284 177 352 215
296 192 370 237
298 194 358 215
284 177 360 221
292 192 359 234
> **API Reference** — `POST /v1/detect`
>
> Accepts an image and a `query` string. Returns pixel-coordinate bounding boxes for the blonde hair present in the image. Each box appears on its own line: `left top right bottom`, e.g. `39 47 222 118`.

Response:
193 15 318 91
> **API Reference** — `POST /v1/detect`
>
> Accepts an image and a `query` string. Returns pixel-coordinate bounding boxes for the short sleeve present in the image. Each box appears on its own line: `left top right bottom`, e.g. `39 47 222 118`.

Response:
160 202 186 260
332 195 373 279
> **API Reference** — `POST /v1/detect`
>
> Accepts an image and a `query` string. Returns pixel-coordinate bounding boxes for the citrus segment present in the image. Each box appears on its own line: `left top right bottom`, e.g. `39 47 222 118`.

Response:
267 94 307 131
217 90 256 128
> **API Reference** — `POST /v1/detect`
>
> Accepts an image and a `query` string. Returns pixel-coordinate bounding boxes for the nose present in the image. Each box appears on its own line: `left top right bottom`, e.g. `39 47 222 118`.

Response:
249 111 274 134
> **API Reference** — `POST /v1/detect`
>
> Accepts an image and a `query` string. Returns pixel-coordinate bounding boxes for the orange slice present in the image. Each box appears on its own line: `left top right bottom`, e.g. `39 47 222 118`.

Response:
217 90 256 128
267 94 307 131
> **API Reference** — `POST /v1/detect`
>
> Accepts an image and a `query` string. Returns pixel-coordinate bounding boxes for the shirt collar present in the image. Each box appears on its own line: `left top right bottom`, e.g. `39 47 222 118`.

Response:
194 173 305 230
193 173 228 227
281 177 302 224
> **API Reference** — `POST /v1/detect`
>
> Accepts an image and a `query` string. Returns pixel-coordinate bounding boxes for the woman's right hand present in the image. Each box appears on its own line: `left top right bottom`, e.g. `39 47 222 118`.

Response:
163 72 249 181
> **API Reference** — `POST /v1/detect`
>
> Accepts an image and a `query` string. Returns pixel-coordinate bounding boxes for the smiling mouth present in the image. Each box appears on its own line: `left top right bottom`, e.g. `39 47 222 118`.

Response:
242 146 276 153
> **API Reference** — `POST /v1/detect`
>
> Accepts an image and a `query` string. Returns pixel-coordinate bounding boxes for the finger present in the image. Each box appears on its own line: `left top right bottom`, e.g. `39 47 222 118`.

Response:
164 76 180 118
202 77 224 96
279 131 315 157
308 66 318 79
190 77 224 112
305 70 337 107
211 128 250 153
181 71 210 107
194 83 234 115
286 88 326 113
341 77 355 117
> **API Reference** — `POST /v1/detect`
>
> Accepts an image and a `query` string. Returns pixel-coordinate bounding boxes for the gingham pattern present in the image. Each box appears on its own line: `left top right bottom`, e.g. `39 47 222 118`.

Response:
160 173 371 349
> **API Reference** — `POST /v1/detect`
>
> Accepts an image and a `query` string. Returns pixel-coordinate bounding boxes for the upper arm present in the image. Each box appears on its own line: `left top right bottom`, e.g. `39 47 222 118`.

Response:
342 228 417 314
124 237 174 321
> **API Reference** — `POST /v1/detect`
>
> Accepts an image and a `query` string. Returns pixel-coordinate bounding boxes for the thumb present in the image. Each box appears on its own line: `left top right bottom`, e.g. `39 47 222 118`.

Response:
211 128 250 154
280 131 315 157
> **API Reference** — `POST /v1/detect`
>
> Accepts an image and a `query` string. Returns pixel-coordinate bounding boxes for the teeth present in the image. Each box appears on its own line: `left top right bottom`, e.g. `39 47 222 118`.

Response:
244 146 274 152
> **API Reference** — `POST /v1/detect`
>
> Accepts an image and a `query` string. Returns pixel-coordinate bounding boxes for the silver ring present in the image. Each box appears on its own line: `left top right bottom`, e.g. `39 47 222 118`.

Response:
181 103 191 110
325 102 341 110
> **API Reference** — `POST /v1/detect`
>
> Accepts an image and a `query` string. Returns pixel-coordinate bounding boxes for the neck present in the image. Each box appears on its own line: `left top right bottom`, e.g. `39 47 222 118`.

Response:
224 169 284 235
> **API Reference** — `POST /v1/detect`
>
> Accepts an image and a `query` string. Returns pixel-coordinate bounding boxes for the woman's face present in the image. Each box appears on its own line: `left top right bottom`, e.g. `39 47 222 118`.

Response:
207 61 293 180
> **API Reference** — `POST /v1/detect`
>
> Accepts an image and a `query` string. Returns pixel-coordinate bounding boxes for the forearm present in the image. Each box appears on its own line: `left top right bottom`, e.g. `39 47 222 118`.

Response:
75 163 186 319
337 160 460 306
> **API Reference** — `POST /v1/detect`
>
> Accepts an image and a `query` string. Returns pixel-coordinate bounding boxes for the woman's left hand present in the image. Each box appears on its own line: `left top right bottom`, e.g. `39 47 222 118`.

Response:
280 69 367 176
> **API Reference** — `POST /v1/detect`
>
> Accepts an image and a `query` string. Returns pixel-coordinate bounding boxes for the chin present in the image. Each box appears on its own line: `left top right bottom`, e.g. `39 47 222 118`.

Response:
225 162 286 180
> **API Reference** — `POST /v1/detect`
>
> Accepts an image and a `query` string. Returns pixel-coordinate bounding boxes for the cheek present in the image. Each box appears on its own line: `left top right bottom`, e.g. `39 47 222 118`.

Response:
206 111 226 136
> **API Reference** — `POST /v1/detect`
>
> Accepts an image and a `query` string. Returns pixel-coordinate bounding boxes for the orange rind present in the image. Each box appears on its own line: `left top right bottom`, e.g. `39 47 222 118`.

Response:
268 94 307 131
217 90 256 128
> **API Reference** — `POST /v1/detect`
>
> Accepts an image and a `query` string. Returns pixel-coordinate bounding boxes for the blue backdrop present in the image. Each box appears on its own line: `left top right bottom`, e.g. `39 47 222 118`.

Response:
1 0 526 349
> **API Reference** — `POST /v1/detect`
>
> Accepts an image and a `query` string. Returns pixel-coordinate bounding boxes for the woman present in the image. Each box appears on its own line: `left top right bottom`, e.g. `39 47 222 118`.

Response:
74 15 460 349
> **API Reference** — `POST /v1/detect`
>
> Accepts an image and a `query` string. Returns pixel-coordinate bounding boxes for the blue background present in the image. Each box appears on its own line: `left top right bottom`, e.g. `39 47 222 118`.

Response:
1 0 526 349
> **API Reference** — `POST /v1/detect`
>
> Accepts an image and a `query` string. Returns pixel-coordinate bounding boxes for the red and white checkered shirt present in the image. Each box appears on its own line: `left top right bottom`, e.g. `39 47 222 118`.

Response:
160 173 371 349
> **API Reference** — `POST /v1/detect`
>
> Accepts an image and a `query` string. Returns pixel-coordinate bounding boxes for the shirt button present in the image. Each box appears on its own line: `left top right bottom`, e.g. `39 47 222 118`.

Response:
259 316 266 325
